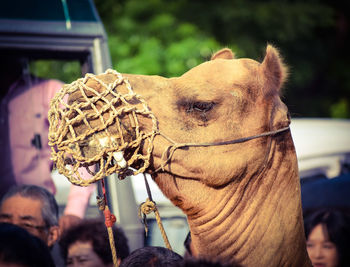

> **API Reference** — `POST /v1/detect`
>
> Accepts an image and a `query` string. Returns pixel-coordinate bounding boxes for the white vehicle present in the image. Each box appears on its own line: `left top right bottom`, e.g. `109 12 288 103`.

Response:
291 118 350 180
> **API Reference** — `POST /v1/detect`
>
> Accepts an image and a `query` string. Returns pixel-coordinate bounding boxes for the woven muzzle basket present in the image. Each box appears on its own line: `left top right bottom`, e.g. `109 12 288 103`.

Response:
48 69 158 186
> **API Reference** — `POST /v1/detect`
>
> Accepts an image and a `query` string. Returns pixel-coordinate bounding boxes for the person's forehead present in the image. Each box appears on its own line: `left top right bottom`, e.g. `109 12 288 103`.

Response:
309 223 330 241
0 195 44 221
68 241 95 256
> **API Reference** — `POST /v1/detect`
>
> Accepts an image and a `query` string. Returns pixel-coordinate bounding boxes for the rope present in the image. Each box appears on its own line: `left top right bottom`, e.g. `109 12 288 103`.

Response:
97 179 119 267
105 208 118 267
154 126 290 173
138 174 172 250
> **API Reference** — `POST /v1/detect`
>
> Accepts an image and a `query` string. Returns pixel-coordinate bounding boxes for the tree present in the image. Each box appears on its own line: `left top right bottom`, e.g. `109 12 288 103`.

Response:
94 0 349 118
25 0 344 118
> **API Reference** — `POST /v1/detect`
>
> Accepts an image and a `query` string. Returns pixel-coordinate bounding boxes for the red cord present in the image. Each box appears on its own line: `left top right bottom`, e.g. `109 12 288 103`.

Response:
101 179 117 227
104 208 116 227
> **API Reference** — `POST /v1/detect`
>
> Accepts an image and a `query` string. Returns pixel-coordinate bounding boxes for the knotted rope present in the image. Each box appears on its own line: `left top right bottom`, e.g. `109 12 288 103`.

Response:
138 174 172 250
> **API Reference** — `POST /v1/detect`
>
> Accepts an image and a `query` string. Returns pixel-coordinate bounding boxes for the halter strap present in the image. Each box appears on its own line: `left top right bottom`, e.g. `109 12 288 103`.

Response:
154 125 290 173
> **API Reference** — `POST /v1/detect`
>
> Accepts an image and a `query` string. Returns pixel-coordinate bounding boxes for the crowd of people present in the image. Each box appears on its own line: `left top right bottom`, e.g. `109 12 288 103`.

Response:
1 183 349 267
0 184 242 267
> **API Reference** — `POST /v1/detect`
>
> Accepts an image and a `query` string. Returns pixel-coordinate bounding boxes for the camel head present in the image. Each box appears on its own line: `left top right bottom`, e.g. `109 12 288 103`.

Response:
122 45 292 207
49 45 311 266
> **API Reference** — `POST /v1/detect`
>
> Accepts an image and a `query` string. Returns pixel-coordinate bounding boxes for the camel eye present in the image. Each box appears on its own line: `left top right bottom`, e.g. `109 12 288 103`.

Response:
186 101 215 113
193 102 214 112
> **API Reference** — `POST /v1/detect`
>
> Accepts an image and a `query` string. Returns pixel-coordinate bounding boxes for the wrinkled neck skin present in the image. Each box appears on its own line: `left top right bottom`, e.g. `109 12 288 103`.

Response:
152 133 311 267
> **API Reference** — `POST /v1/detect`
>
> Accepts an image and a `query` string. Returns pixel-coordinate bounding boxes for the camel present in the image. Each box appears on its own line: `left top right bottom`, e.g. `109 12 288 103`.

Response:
50 45 311 266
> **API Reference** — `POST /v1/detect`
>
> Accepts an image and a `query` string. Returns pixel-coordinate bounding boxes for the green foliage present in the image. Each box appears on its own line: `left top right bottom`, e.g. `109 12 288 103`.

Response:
14 0 329 118
99 0 221 77
94 0 349 118
27 0 349 118
29 60 81 83
331 99 349 118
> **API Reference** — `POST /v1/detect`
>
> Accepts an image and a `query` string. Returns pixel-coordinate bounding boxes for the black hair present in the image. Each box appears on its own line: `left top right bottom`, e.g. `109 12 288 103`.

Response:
120 246 183 267
0 223 55 267
304 209 350 267
60 218 130 264
175 257 243 267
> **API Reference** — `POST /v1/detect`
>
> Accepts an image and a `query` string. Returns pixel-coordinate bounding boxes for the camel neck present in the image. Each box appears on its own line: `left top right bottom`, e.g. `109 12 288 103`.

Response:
187 137 311 267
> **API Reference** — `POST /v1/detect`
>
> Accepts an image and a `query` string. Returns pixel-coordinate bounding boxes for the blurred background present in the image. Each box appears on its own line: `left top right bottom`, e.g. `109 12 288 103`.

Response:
36 0 350 118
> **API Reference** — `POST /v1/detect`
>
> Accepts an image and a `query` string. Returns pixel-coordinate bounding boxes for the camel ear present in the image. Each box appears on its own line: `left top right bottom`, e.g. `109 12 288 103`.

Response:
261 45 288 91
211 48 235 60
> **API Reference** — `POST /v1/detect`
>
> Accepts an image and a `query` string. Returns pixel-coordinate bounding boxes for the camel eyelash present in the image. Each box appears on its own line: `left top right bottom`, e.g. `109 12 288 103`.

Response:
189 102 215 113
177 99 216 114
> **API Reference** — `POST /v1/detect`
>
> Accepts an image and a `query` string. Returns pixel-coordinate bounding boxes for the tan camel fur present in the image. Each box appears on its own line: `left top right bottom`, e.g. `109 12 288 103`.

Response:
66 45 311 266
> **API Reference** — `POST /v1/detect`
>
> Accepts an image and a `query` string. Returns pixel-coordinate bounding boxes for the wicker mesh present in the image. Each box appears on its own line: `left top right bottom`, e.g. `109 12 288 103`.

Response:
48 69 158 186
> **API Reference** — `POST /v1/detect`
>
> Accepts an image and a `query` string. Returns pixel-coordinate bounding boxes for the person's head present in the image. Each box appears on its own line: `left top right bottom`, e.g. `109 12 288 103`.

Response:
60 218 130 267
120 246 183 267
175 257 243 267
0 222 55 267
304 209 350 267
0 185 59 247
